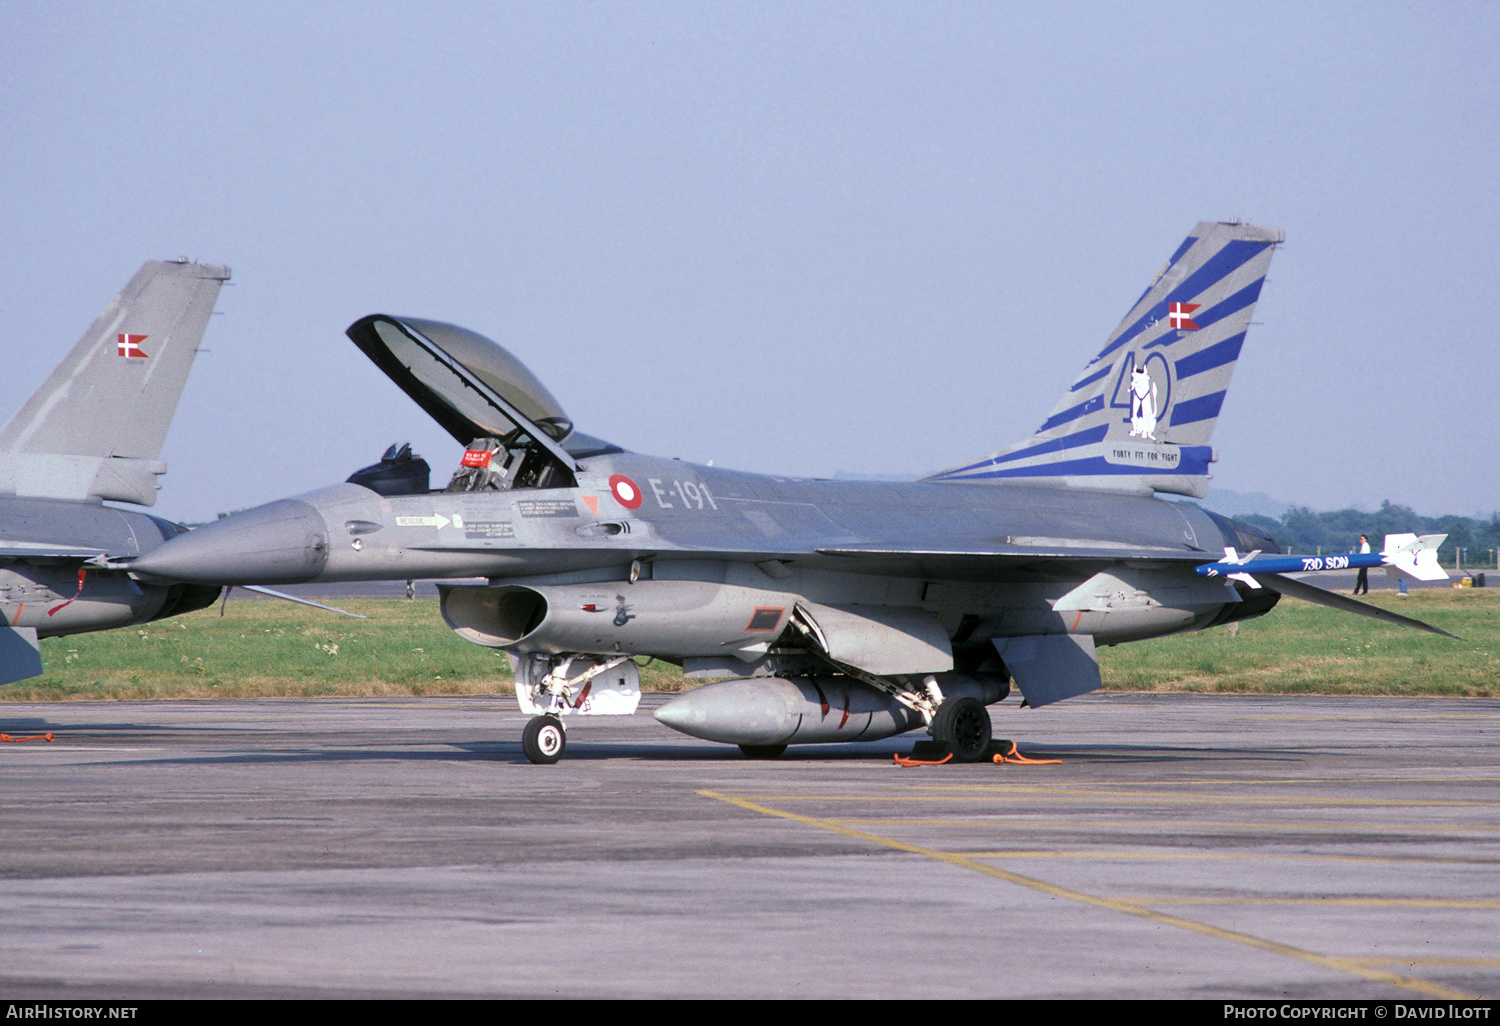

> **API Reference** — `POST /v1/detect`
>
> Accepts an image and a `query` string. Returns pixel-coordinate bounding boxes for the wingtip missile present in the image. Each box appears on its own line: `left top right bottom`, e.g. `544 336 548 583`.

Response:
1381 533 1449 582
1195 533 1450 586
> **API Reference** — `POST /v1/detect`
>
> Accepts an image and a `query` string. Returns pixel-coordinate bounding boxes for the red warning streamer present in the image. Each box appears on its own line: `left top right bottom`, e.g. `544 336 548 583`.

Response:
47 569 87 617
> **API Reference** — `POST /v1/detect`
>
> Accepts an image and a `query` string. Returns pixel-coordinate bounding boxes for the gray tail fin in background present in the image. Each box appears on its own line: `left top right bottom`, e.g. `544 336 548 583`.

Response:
0 260 230 506
927 221 1281 499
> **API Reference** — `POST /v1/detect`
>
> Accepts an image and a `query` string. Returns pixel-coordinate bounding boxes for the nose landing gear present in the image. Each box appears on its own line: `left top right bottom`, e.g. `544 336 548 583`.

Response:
511 653 642 764
522 714 566 764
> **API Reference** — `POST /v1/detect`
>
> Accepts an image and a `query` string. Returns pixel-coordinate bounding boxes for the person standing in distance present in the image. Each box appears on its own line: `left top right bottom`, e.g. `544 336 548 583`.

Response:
1353 534 1371 595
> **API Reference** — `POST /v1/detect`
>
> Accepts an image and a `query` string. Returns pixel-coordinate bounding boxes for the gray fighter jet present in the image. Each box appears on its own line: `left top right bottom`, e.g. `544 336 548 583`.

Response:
0 260 230 685
129 222 1448 763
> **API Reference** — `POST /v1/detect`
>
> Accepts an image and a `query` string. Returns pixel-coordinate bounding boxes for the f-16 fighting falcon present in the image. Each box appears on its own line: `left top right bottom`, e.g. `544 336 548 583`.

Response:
128 222 1450 763
0 260 230 685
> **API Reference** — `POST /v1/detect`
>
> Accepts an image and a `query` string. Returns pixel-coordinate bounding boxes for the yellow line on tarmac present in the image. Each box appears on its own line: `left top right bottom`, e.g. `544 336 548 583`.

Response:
697 790 1480 1001
957 850 1500 866
920 776 1500 787
825 817 1500 833
1239 714 1500 721
737 788 1500 808
1130 897 1500 909
1361 958 1500 969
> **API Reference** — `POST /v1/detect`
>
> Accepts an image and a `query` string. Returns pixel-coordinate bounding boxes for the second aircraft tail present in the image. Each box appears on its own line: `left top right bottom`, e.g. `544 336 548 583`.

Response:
0 260 230 506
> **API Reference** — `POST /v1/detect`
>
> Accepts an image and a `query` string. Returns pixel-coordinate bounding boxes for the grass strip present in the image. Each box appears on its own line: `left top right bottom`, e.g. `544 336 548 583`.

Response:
4 589 1495 702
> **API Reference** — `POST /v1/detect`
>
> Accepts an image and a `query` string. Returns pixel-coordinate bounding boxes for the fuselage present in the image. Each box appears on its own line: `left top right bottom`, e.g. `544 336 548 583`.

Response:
129 450 1280 656
0 497 221 637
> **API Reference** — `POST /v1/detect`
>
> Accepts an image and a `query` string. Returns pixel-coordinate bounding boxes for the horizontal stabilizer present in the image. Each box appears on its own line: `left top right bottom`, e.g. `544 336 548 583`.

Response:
0 626 43 686
1259 573 1456 638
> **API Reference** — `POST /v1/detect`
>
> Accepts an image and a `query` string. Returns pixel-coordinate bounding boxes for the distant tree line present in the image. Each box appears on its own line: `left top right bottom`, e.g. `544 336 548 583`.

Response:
1231 500 1500 569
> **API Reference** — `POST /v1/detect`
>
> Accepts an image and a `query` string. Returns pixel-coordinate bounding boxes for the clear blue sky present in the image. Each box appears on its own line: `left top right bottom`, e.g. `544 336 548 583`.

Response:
2 2 1496 521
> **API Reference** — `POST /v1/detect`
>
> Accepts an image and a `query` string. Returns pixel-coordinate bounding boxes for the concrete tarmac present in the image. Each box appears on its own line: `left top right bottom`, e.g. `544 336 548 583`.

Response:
1 692 1497 999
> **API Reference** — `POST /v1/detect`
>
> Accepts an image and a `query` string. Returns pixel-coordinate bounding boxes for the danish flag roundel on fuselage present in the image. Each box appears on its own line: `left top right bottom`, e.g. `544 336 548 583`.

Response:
609 474 643 510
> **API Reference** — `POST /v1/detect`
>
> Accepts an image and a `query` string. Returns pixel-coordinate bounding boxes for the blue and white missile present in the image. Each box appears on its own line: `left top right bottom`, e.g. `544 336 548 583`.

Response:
1195 533 1448 586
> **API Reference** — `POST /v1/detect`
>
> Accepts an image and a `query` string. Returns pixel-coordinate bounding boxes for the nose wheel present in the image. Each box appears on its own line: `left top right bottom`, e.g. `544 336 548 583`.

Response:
522 714 566 764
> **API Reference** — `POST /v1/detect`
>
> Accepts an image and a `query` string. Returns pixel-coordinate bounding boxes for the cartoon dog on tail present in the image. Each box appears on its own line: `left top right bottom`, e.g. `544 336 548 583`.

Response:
1129 365 1158 440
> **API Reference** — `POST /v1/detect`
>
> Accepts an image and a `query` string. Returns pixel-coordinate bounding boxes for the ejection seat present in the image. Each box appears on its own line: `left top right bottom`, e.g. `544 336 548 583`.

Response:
446 437 518 492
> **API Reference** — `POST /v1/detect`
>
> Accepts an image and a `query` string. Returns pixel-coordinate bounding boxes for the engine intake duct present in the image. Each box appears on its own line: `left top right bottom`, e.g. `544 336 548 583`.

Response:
437 579 794 657
440 585 549 646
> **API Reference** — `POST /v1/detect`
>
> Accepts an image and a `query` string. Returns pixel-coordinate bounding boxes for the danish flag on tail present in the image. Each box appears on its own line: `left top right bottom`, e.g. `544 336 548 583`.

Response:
1168 302 1200 330
117 333 149 358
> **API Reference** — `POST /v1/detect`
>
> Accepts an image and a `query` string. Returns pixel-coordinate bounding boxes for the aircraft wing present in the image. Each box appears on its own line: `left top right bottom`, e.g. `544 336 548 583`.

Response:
1254 572 1456 638
0 544 108 560
791 544 1209 584
815 542 1208 569
389 536 1213 583
818 543 1453 639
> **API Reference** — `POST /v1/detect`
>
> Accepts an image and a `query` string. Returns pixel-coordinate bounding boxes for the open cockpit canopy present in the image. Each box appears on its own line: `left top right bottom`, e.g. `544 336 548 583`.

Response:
348 315 575 448
346 315 626 495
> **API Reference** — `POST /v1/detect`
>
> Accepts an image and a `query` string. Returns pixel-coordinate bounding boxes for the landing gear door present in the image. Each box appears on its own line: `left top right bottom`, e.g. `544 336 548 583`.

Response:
510 653 642 716
793 601 954 676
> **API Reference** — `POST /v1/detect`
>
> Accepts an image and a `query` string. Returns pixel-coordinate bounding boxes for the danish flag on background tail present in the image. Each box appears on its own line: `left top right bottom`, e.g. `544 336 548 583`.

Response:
117 333 149 358
1168 302 1200 331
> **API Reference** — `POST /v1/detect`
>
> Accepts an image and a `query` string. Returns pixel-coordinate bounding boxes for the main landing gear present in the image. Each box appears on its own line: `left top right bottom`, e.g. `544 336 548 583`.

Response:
930 695 992 763
889 676 1000 764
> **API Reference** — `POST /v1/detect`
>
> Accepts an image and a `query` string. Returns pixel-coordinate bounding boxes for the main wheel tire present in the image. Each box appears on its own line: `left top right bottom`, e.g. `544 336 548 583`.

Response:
932 696 991 763
738 743 788 759
522 714 566 764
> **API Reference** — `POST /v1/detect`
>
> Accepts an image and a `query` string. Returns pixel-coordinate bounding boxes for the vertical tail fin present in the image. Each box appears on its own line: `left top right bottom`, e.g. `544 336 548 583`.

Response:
929 221 1280 498
0 260 230 505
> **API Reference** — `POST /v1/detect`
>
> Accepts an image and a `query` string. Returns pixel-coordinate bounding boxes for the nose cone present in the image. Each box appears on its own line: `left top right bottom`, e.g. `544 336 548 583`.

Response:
130 499 331 585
